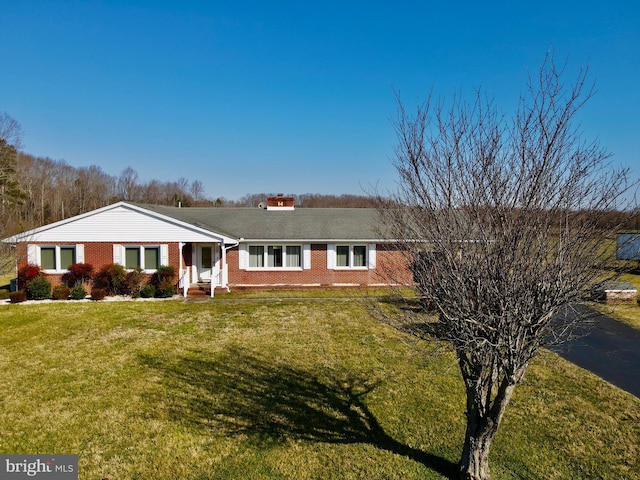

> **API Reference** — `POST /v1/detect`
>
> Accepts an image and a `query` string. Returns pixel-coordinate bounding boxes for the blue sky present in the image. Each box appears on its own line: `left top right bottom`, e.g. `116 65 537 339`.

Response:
1 1 639 200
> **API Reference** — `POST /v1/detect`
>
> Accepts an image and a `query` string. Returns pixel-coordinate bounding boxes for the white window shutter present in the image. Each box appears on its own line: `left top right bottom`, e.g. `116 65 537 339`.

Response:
160 244 169 266
368 244 377 269
27 245 37 265
327 244 336 269
238 244 248 269
303 244 311 270
75 244 85 263
113 244 123 265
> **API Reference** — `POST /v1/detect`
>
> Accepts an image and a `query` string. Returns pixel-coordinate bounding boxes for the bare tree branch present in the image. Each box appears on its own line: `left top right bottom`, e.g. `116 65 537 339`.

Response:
378 55 639 480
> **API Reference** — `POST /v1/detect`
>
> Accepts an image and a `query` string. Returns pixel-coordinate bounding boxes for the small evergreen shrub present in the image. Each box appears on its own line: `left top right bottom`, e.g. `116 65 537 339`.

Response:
90 288 106 301
151 265 176 298
155 280 176 298
26 275 52 300
17 264 42 290
62 263 94 287
151 265 176 286
124 268 147 297
10 291 26 303
69 283 88 300
52 285 70 300
140 284 156 298
93 263 127 295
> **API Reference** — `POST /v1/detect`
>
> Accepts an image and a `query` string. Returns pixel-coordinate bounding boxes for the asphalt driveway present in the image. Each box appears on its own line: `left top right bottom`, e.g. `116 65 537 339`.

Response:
551 306 640 398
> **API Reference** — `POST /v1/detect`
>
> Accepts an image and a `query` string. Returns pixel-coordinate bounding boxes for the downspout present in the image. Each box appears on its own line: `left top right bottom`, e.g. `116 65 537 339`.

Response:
221 238 243 293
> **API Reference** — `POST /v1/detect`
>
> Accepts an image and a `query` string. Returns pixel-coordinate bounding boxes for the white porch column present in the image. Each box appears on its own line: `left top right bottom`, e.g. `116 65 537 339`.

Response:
221 242 227 289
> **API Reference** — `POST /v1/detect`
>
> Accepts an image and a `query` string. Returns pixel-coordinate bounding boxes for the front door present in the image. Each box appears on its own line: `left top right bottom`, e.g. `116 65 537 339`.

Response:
198 244 220 284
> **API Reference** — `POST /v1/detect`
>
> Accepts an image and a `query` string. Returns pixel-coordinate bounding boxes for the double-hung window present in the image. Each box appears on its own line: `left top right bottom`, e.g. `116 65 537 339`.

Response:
246 244 303 269
328 244 375 269
124 246 159 270
31 245 80 272
114 244 166 271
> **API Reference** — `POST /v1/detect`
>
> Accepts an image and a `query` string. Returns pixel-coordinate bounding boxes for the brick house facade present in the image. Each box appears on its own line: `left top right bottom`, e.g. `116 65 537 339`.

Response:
4 198 413 295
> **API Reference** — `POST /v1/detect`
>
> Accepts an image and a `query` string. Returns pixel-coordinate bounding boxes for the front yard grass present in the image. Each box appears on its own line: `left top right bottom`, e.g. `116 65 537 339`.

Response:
0 299 638 479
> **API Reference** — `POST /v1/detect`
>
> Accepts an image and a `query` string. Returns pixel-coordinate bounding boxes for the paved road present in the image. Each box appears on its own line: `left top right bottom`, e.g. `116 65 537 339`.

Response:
551 307 640 398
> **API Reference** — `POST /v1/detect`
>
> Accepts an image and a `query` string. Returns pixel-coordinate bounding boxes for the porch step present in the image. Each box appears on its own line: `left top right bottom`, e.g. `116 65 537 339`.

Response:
185 283 225 298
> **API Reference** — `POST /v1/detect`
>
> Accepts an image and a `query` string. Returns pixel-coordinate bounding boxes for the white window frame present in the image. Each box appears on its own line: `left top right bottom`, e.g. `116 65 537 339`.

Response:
327 244 376 270
29 244 84 273
241 244 308 270
113 244 168 272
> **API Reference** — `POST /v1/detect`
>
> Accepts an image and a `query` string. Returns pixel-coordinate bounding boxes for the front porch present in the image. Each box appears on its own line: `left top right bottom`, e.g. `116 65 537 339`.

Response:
178 241 231 298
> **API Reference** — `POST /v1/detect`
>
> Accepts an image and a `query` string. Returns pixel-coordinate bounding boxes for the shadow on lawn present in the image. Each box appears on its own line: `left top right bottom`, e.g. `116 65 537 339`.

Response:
140 347 457 478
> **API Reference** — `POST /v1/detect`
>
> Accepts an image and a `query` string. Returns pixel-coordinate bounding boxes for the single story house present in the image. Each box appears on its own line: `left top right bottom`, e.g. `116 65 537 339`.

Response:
3 196 412 296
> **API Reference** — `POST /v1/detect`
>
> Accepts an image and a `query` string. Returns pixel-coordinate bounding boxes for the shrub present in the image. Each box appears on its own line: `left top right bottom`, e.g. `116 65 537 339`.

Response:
124 268 147 297
17 264 42 290
90 288 106 301
62 263 94 287
69 283 87 300
93 263 127 295
140 284 156 298
155 280 176 298
151 265 176 287
151 265 176 297
9 291 26 303
26 275 52 300
52 285 70 300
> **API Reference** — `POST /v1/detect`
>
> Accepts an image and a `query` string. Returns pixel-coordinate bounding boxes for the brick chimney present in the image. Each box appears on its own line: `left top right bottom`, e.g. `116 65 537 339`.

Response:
266 193 295 210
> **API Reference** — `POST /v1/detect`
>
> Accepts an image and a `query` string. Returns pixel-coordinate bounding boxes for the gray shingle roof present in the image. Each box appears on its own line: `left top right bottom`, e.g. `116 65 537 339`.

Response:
134 204 383 241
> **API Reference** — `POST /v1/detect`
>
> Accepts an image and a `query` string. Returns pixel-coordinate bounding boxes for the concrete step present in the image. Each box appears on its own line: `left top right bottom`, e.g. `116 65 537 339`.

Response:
185 283 225 298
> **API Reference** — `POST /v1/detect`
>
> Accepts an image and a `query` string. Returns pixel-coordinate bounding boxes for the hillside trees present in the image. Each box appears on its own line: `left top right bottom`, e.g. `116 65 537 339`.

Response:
2 153 216 237
380 56 637 479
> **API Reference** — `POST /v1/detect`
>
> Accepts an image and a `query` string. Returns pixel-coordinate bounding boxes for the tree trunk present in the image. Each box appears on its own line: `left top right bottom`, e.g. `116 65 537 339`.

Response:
458 380 517 480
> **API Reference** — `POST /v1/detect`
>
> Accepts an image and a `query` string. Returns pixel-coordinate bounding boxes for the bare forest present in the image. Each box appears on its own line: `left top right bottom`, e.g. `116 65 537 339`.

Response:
0 141 375 241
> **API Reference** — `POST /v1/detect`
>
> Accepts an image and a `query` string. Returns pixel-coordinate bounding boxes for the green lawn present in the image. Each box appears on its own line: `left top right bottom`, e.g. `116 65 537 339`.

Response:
0 299 638 479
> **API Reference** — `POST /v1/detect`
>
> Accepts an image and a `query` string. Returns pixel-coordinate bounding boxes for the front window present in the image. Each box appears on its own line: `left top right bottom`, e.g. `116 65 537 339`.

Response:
41 247 56 270
249 246 265 267
248 244 302 269
332 245 370 269
144 247 159 270
286 246 301 267
353 245 367 267
336 246 350 267
268 246 283 267
125 247 141 269
124 246 160 270
40 245 76 271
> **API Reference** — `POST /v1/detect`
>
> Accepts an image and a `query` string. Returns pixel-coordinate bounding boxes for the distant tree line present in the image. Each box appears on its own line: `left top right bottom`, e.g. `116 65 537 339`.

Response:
0 112 378 242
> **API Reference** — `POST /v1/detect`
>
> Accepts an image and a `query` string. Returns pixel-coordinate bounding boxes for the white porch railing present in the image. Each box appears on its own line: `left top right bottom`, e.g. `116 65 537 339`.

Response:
178 266 190 297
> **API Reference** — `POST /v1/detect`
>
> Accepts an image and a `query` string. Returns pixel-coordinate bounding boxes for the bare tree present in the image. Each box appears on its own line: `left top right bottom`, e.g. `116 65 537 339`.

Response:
117 167 140 201
379 56 637 480
0 112 24 150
